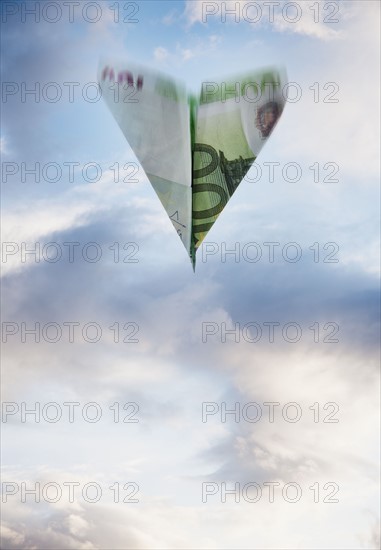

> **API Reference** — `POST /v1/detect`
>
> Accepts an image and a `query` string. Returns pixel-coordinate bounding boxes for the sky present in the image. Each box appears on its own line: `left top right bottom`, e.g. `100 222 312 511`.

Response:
1 1 380 548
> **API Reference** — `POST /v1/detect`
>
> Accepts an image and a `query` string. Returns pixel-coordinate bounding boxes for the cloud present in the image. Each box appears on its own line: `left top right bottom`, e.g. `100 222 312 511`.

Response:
152 35 222 67
162 9 181 26
0 524 26 548
0 136 9 154
184 0 344 40
0 10 131 165
154 46 169 61
272 1 344 40
184 0 205 26
1 165 151 277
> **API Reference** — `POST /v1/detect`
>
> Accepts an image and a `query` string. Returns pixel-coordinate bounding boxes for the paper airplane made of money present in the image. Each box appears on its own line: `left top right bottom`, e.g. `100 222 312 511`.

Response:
98 60 287 270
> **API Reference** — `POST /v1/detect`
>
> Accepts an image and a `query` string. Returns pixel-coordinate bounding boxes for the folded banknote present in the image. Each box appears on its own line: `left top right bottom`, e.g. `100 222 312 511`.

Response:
98 60 287 269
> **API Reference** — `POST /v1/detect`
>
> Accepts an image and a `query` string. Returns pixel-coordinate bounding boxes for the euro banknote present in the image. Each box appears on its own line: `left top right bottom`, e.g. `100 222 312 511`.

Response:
98 60 287 269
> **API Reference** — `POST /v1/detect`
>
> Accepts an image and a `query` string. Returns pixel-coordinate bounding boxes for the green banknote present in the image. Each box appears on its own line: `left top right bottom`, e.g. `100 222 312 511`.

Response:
98 60 287 269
